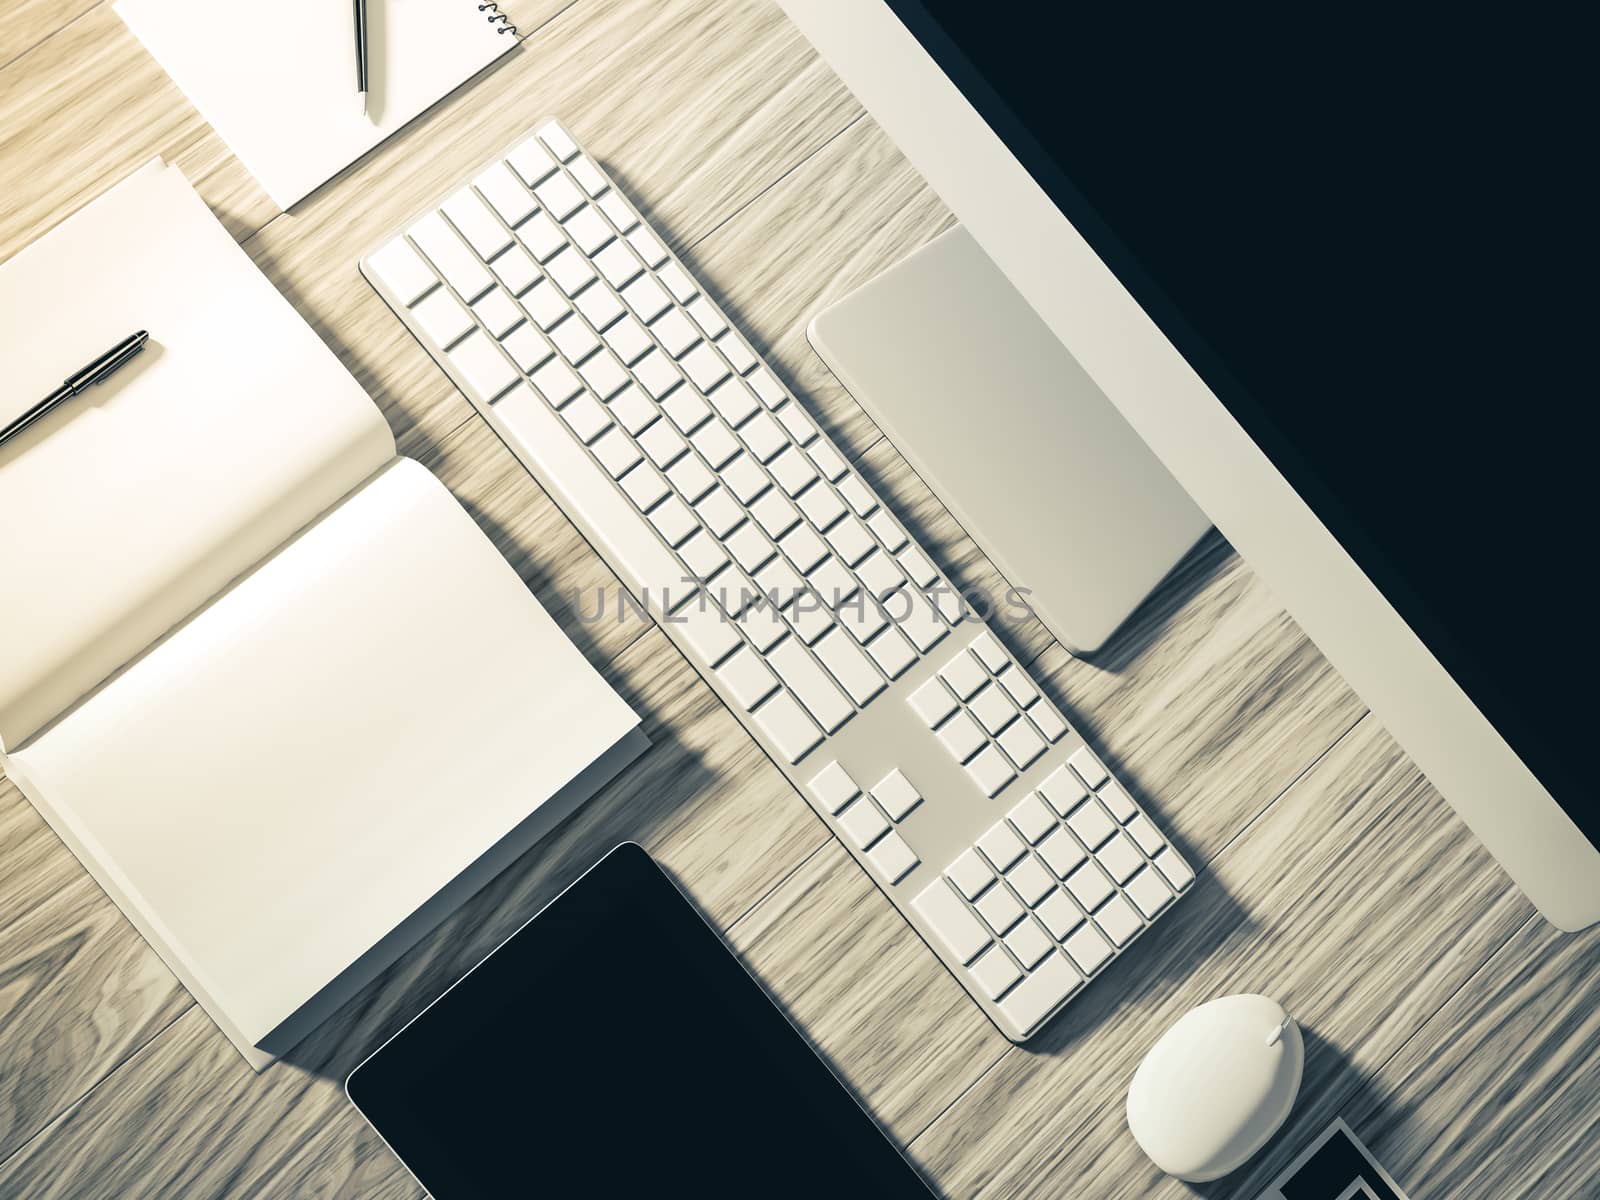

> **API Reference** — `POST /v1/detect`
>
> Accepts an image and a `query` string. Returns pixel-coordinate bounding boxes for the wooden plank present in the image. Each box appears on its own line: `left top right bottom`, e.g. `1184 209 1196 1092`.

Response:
1319 916 1600 1200
0 0 100 72
0 625 826 1197
907 717 1533 1199
242 0 862 451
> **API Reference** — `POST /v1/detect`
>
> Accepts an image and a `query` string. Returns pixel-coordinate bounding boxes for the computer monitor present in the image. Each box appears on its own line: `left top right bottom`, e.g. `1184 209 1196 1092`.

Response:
779 0 1600 929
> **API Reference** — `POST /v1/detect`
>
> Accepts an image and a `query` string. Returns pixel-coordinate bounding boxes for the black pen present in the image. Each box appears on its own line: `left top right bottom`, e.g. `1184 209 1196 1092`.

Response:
0 331 150 447
354 0 369 117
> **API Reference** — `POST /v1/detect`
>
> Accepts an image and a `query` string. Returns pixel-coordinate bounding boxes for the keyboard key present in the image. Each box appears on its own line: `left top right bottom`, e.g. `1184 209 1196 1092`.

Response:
934 652 985 700
472 288 522 339
564 205 613 255
1153 849 1194 890
662 387 713 435
690 420 740 468
412 286 475 347
1127 815 1164 855
1096 832 1144 884
591 427 641 478
1000 951 1081 1033
775 524 825 574
1094 894 1143 946
1125 867 1173 918
795 480 847 530
619 461 669 511
707 376 758 429
867 830 919 883
1007 793 1056 844
534 171 585 220
776 401 818 445
408 212 493 300
895 591 950 652
969 945 1022 1001
638 419 688 469
507 135 559 185
837 475 878 517
807 440 849 481
667 452 716 503
446 329 518 401
1063 922 1113 974
594 239 644 288
560 393 611 444
747 367 785 407
368 237 437 305
694 486 743 538
657 262 695 301
489 245 539 296
443 186 512 259
994 664 1038 708
838 796 889 849
597 189 637 232
908 678 958 727
1069 746 1109 788
998 718 1048 769
475 161 536 227
946 849 993 900
968 682 1017 734
871 770 921 821
579 350 629 401
936 710 986 762
1035 889 1082 940
1065 862 1114 911
513 211 563 261
974 885 1025 937
634 349 683 399
814 627 884 705
1037 827 1087 878
607 384 656 434
686 295 727 338
574 283 624 331
856 551 906 600
549 314 599 363
768 446 818 497
823 514 874 566
568 154 607 196
647 495 697 547
768 636 853 732
652 308 699 358
740 411 787 462
867 509 907 552
1099 780 1139 823
530 356 583 407
717 332 757 373
807 760 859 813
808 557 857 608
502 323 552 371
725 522 776 572
966 744 1016 797
627 226 668 268
522 279 571 329
863 627 916 678
537 121 579 160
977 820 1027 871
914 880 991 964
1037 765 1087 816
677 530 727 583
1067 799 1116 849
545 247 597 296
671 593 741 665
1005 856 1055 907
750 490 800 539
897 545 938 588
970 632 1007 672
687 345 734 393
1003 916 1054 969
1031 704 1068 742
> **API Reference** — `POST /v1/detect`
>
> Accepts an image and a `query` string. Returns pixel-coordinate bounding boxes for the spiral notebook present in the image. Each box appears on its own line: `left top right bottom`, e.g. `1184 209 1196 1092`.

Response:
114 0 518 208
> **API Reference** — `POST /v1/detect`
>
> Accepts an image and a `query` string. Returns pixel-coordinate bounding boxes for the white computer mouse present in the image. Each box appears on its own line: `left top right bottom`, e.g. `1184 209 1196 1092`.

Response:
1126 994 1303 1182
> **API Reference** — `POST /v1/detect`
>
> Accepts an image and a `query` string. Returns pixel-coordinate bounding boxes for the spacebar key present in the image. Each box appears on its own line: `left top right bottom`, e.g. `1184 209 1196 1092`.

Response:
493 384 690 618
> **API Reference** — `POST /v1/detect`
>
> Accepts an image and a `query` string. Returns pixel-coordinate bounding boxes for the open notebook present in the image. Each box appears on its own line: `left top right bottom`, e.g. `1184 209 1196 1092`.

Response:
0 161 646 1069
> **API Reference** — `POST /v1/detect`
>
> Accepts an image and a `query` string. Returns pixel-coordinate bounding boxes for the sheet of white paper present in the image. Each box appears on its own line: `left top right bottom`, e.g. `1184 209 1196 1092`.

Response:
0 161 395 752
7 459 642 1047
114 0 514 207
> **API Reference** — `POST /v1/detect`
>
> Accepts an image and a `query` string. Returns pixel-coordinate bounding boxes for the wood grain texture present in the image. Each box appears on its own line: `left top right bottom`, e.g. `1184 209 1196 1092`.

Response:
2 0 1594 1195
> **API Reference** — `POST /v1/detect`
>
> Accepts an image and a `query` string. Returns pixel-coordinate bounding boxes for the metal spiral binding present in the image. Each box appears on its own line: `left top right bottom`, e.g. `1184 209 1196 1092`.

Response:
477 2 516 35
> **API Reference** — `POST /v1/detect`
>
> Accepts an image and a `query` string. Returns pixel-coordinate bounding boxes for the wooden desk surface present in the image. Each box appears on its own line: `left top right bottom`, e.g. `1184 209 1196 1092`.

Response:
1 2 1595 1196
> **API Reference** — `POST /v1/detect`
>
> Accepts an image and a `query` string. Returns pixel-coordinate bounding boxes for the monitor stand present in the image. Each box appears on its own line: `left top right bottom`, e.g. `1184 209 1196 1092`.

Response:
809 225 1211 654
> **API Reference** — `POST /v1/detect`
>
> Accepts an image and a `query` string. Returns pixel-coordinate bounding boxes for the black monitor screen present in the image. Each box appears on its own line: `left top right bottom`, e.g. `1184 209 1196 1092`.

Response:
889 1 1597 839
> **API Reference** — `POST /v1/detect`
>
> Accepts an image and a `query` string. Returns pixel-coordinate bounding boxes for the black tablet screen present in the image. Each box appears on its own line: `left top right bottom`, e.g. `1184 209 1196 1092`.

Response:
347 844 932 1198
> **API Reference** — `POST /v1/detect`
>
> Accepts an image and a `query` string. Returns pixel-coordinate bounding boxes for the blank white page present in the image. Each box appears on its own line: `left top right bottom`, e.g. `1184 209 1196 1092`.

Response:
0 161 395 752
6 459 641 1047
115 0 515 208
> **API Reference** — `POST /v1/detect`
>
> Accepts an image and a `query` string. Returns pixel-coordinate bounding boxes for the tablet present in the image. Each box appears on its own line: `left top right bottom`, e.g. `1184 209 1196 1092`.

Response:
347 843 933 1197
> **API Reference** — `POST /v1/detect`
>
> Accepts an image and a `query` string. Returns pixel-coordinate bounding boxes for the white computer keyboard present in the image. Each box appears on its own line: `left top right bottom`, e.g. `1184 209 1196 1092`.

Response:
361 118 1193 1041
